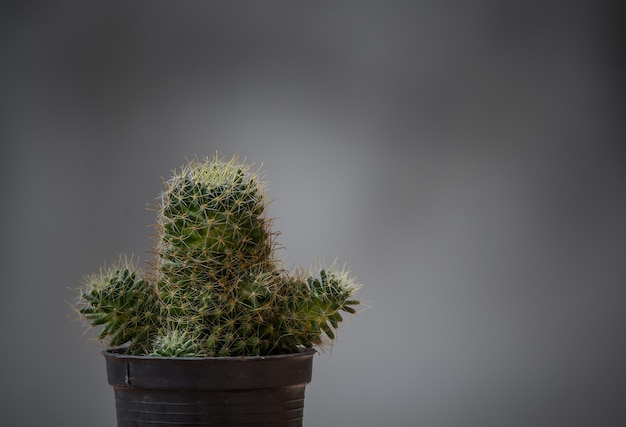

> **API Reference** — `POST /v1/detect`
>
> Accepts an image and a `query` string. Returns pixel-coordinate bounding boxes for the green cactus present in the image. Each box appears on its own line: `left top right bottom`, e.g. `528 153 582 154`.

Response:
76 154 360 357
77 257 161 355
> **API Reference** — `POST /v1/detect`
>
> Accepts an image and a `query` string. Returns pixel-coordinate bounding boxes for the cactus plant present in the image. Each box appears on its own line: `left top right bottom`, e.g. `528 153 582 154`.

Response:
76 154 360 357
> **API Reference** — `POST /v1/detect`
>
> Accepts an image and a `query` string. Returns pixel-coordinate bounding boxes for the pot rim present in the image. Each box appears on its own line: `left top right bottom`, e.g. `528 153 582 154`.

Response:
102 345 317 362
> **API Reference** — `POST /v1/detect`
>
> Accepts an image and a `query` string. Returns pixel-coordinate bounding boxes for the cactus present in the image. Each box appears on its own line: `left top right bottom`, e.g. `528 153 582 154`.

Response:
76 155 360 357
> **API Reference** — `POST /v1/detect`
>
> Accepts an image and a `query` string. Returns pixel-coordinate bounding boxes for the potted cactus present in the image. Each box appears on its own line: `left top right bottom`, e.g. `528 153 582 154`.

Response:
75 154 361 427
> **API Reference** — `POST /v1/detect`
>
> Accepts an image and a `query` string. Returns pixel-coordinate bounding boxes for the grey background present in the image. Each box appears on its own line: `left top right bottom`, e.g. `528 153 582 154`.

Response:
1 1 624 426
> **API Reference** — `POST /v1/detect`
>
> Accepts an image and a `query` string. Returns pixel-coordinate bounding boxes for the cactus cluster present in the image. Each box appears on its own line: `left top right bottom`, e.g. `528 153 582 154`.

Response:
77 155 360 357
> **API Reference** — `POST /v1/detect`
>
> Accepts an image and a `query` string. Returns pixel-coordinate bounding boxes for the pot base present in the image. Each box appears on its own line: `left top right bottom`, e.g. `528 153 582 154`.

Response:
114 387 306 426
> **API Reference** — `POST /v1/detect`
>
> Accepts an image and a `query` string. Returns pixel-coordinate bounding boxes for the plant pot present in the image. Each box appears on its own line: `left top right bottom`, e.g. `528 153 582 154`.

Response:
102 348 316 427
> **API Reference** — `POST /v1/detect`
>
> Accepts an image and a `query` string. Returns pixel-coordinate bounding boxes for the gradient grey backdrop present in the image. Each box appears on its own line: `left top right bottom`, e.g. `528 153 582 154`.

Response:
2 1 624 426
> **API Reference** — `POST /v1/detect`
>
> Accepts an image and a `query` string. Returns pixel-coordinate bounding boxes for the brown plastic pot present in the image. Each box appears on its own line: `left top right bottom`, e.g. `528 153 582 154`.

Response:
102 348 315 427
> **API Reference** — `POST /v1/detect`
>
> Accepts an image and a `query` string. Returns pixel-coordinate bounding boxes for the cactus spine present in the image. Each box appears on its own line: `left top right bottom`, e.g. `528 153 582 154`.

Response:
77 155 360 357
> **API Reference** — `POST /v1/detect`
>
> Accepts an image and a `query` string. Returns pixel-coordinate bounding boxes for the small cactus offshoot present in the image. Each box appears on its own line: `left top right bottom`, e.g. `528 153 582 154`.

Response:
76 155 361 357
